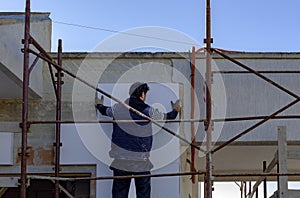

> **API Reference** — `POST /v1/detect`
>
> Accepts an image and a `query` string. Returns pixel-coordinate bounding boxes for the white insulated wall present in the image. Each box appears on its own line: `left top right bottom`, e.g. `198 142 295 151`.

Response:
61 83 180 198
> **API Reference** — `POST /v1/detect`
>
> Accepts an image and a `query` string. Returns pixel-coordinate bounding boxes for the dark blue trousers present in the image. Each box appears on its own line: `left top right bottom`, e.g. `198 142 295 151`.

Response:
112 169 151 198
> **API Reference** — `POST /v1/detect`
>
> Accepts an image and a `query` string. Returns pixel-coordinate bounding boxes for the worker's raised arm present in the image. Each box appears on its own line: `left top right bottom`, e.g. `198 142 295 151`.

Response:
148 99 181 120
95 95 114 117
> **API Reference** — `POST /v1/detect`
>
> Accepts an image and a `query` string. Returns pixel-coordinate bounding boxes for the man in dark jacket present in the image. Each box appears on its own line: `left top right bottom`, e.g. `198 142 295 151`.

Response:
96 82 181 198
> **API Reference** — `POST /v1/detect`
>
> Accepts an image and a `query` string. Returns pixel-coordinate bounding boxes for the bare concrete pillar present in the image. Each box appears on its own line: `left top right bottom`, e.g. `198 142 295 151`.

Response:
278 126 288 198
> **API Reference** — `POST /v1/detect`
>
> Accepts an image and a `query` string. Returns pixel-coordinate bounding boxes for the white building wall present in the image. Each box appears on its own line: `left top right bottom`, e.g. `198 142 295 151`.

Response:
0 13 51 98
61 83 180 198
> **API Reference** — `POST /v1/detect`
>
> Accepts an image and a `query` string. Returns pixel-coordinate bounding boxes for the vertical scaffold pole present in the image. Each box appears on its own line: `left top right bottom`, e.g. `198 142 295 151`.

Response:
191 46 196 183
205 0 213 197
21 0 31 197
54 39 63 198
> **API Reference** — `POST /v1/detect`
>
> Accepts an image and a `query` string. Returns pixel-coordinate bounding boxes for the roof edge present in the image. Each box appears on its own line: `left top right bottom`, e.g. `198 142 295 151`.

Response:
0 12 51 23
48 51 300 60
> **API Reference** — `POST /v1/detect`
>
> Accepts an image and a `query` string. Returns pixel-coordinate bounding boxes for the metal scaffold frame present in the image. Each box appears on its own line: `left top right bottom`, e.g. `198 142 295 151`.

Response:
191 1 300 198
18 0 300 198
19 0 204 197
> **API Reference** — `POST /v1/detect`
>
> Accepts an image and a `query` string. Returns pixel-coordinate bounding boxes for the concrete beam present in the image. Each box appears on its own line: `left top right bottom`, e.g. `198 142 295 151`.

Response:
287 150 300 160
0 122 20 133
278 126 288 198
0 177 18 187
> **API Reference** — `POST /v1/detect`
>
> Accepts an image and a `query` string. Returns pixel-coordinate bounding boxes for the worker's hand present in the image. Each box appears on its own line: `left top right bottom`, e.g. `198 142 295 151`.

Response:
95 95 104 105
171 99 181 112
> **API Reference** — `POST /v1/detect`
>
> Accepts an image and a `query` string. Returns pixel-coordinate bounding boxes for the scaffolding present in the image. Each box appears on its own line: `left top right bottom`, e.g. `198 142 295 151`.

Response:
17 0 300 198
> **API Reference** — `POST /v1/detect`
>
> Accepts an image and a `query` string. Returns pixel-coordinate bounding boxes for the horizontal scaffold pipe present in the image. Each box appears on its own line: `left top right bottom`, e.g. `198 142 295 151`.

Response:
28 119 205 125
28 171 205 181
214 172 300 178
213 70 300 74
27 115 300 125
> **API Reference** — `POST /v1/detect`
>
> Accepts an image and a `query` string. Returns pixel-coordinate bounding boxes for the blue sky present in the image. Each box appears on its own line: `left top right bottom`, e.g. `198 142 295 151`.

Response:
2 0 300 52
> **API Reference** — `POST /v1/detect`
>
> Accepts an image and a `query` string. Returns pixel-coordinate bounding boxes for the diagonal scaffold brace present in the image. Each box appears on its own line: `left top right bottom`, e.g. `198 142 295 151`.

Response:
27 48 206 154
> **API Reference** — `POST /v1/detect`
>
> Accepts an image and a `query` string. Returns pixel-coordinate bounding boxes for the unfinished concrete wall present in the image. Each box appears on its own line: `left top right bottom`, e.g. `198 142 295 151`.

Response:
193 53 300 144
211 53 300 143
195 52 300 183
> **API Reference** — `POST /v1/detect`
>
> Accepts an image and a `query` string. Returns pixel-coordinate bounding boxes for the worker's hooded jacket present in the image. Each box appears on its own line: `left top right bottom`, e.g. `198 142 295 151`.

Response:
97 97 178 162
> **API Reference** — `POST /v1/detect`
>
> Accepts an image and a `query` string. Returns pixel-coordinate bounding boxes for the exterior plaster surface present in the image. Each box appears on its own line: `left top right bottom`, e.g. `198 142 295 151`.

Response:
0 13 51 98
